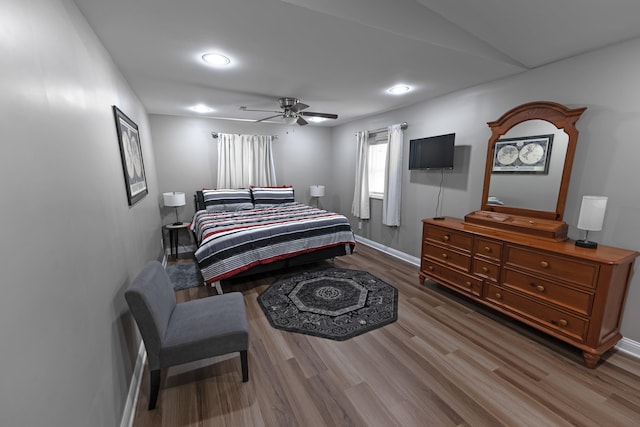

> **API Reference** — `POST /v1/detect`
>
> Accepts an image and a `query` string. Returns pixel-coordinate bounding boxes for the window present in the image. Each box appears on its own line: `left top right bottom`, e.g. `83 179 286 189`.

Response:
368 139 387 199
216 133 276 188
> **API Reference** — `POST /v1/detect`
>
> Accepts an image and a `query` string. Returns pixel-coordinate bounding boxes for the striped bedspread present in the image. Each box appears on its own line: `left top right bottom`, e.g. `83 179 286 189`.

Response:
190 203 356 284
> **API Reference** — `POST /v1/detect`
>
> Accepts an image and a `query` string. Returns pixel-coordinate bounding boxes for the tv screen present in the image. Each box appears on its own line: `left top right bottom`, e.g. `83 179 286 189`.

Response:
408 133 455 170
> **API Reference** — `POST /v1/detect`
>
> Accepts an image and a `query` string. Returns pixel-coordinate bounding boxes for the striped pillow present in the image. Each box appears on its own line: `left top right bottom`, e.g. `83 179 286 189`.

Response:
251 186 294 208
202 189 254 212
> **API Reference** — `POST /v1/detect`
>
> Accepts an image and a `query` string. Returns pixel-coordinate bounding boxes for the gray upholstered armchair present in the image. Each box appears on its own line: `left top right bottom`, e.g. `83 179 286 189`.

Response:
125 261 249 409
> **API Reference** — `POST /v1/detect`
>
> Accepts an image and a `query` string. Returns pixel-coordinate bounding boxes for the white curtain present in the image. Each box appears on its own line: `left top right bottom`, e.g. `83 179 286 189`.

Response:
217 133 276 188
351 130 370 219
382 124 404 226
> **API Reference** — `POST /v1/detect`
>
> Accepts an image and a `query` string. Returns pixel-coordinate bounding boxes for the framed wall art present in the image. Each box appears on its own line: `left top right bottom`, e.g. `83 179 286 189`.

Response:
492 134 554 174
113 106 148 205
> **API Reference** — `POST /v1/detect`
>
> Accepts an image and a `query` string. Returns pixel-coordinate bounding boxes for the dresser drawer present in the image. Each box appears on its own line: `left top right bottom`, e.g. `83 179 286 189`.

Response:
424 226 472 251
474 238 502 261
422 261 482 297
504 246 598 288
485 284 588 341
472 258 500 281
502 269 593 316
424 244 471 271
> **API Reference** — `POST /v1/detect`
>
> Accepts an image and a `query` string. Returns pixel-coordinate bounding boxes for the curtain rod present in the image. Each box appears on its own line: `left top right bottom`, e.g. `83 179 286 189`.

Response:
357 121 408 136
211 132 278 139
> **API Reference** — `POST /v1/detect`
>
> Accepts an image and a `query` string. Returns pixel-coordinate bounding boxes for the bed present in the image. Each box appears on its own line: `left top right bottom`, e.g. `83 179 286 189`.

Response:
190 187 356 293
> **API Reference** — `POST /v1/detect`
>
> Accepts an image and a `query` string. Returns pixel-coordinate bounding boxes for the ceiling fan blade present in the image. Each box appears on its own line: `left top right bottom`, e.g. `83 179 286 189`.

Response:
290 102 309 113
255 114 282 123
240 106 282 113
300 111 338 119
243 99 336 124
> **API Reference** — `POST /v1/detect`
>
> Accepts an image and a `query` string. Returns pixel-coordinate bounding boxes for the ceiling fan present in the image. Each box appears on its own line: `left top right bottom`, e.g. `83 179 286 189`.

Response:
240 97 338 126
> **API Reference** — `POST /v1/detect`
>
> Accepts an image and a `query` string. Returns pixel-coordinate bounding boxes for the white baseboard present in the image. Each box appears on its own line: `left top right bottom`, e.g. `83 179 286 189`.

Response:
120 343 146 427
354 234 420 266
615 337 640 358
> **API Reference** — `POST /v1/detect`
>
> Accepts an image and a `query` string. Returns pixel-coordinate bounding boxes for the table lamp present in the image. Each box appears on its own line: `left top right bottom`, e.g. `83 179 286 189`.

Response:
163 191 186 225
310 185 325 208
575 195 607 249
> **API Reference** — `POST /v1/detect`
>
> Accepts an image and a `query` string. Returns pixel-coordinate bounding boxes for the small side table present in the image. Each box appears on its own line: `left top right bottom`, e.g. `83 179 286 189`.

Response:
164 222 190 259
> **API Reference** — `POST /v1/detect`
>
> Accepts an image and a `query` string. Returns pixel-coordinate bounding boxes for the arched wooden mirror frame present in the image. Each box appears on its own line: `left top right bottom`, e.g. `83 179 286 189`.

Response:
465 101 586 240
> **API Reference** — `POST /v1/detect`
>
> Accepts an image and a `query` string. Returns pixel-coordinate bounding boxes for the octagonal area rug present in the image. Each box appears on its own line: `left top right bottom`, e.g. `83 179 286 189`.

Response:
257 268 398 341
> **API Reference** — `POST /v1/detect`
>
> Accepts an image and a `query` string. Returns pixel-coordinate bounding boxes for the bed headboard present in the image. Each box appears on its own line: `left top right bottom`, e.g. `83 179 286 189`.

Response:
194 191 206 211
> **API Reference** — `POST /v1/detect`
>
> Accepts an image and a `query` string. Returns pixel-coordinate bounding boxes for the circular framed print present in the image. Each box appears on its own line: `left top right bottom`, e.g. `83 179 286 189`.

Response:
518 142 544 165
496 145 518 165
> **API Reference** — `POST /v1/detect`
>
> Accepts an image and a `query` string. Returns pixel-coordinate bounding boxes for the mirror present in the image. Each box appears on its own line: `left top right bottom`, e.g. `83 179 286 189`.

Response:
487 119 568 212
465 101 586 240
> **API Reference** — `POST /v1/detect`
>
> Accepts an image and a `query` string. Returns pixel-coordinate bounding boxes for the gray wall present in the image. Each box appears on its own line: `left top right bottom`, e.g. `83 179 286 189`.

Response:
0 1 162 426
150 114 333 224
330 37 640 343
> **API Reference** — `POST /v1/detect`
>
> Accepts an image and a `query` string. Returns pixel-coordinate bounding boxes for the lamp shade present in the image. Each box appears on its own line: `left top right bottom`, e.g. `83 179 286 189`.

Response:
577 196 607 231
310 185 325 198
163 191 186 207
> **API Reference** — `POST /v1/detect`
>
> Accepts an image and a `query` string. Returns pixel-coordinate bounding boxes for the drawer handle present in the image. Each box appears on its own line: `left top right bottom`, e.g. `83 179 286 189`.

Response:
559 319 568 327
530 283 546 292
427 266 434 271
551 319 568 327
484 246 492 253
442 253 449 259
540 261 549 268
495 292 502 299
465 281 472 287
443 235 450 242
481 266 489 273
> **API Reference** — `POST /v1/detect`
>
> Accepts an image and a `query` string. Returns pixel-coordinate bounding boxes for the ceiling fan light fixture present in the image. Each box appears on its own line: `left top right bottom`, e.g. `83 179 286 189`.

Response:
282 114 298 125
242 97 337 125
387 84 411 95
202 53 231 67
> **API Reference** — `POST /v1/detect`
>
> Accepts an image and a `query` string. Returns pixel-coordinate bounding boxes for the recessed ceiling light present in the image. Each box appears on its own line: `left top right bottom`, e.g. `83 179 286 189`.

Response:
190 104 214 113
202 53 231 66
387 84 411 95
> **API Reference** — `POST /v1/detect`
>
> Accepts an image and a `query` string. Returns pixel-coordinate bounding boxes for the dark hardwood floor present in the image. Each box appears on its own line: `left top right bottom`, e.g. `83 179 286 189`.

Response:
132 244 640 426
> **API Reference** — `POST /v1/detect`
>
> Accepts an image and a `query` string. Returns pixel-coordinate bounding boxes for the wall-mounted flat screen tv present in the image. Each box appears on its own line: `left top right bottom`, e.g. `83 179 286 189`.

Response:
408 133 455 170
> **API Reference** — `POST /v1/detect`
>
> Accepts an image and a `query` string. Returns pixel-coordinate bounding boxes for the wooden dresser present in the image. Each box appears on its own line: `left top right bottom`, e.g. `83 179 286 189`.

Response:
420 217 638 367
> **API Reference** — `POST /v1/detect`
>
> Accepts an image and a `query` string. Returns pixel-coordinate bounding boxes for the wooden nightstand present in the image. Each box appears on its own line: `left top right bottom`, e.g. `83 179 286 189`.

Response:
164 222 190 259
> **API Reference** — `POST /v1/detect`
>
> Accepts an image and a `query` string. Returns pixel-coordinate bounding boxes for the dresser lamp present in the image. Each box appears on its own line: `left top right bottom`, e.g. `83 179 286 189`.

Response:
310 185 325 208
575 195 607 249
163 191 186 225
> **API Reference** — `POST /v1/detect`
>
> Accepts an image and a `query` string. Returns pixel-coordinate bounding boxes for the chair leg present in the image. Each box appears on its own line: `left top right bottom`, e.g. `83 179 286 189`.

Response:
149 369 161 410
240 350 249 382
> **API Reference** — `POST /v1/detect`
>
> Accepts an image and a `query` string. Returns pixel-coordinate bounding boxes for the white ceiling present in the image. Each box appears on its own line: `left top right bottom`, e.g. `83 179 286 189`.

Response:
73 0 640 126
